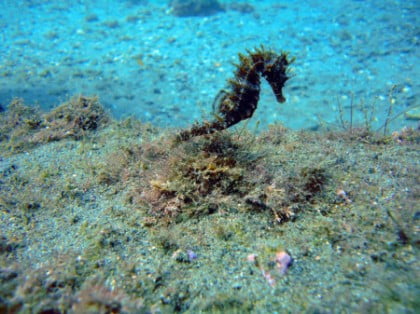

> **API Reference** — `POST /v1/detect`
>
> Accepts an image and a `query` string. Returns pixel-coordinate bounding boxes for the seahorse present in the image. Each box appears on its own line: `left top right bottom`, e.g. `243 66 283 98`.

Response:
178 47 293 141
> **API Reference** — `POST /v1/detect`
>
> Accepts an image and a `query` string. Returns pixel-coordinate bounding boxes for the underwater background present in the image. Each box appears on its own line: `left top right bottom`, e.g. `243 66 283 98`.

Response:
0 0 419 313
1 0 419 130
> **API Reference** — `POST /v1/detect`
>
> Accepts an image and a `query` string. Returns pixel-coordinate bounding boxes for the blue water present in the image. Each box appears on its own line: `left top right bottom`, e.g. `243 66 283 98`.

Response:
1 0 418 131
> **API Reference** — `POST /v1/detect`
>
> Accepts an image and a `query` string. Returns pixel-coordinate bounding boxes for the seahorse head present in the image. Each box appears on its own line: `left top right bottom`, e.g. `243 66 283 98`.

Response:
262 53 291 103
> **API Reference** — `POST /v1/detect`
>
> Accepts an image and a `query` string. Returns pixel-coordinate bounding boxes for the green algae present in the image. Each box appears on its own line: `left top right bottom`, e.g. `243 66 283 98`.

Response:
0 97 419 312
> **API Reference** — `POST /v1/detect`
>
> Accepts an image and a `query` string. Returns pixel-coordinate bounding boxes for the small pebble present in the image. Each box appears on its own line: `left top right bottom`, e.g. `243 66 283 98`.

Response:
275 251 292 275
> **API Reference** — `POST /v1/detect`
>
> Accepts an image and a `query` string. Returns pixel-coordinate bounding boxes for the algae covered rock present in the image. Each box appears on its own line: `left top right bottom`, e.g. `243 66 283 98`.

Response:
0 96 109 154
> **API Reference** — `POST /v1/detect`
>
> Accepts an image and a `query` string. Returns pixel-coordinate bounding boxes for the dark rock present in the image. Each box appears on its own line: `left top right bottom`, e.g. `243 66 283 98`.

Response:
169 0 224 17
228 3 255 14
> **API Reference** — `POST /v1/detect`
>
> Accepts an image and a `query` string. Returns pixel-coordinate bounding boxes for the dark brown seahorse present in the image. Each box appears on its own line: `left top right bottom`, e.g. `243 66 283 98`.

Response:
178 47 293 141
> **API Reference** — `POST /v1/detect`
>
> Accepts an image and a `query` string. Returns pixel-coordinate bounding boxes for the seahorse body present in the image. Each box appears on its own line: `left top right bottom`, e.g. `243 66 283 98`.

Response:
178 47 293 141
